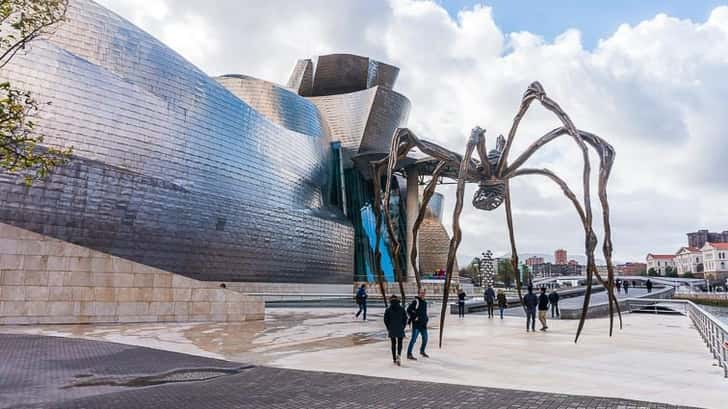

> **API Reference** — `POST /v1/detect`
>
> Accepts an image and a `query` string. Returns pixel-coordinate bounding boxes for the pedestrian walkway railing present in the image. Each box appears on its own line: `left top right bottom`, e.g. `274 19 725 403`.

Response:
630 298 728 378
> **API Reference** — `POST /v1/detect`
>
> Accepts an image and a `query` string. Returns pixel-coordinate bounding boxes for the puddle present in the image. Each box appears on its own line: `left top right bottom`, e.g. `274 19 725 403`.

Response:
64 366 252 389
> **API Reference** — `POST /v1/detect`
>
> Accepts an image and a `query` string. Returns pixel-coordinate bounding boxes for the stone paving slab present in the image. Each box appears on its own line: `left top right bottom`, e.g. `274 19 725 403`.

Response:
1 334 698 409
0 334 242 408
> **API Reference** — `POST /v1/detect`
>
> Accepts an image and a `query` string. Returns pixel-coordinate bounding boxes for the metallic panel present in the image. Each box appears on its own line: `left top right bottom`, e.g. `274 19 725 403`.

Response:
216 74 328 139
310 54 400 96
0 0 353 284
308 88 378 151
419 217 459 275
286 59 314 96
308 87 410 154
427 192 445 222
357 87 411 153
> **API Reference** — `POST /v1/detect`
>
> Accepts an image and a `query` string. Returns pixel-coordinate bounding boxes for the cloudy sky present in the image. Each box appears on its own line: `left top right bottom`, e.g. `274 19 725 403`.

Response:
97 0 728 264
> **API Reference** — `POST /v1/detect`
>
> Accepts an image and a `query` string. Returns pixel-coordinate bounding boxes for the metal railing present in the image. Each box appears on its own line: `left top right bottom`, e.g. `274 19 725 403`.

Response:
630 298 727 378
687 301 728 378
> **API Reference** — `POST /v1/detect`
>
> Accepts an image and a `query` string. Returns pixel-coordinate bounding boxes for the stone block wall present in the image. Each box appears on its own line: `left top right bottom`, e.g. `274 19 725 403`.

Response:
0 223 264 325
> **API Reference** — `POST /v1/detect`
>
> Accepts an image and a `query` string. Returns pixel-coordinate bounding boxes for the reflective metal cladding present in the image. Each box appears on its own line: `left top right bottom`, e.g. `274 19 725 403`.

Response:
0 0 421 284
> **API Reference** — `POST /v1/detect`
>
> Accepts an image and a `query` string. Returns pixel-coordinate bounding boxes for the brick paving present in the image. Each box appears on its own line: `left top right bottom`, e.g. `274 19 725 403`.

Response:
0 334 698 409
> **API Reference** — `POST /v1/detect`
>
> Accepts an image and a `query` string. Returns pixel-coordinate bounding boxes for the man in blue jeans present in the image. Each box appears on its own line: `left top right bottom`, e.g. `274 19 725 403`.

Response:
406 288 429 360
523 286 538 332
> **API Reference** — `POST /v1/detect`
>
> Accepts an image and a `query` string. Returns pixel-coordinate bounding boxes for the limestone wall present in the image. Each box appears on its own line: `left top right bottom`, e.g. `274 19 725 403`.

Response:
0 223 264 325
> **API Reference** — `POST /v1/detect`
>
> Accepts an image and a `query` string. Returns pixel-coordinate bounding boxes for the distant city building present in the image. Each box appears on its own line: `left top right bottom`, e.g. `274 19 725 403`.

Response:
531 261 583 277
645 254 676 275
674 247 703 277
567 260 585 275
525 256 544 267
617 262 647 276
701 242 728 282
555 249 568 265
687 229 728 249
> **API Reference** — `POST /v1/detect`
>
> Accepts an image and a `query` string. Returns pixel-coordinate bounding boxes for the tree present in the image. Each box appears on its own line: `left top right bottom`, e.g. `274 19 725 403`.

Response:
682 271 695 279
496 259 515 288
1 0 71 184
647 267 659 277
664 266 678 278
458 257 482 286
521 264 531 283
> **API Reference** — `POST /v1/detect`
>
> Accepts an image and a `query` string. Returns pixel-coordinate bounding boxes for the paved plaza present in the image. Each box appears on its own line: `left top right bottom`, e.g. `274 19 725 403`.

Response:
2 308 726 408
0 332 701 409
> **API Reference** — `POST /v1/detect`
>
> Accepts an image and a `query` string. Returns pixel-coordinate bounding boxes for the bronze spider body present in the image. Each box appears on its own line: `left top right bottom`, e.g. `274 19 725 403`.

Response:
369 82 621 346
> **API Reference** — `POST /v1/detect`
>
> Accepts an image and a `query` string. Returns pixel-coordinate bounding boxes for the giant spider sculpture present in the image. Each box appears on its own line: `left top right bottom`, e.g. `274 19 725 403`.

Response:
369 82 621 346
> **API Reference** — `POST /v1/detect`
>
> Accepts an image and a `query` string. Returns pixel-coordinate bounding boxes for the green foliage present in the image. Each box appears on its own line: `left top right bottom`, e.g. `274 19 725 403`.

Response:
497 259 515 288
647 267 659 277
664 266 678 278
682 271 695 279
0 0 71 183
521 264 531 282
1 0 69 68
459 257 482 286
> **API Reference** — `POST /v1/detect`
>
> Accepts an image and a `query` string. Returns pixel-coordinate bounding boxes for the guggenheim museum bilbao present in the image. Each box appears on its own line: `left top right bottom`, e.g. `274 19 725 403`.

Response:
0 0 454 310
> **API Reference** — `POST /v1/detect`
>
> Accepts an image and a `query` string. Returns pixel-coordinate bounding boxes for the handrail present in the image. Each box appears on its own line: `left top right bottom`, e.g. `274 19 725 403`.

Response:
631 298 727 378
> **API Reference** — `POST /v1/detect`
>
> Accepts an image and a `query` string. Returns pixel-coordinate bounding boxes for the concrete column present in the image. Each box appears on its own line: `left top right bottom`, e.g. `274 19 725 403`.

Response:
406 166 419 281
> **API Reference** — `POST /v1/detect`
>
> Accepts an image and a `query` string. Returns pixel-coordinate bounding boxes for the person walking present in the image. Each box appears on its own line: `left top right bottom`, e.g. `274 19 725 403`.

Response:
623 280 629 295
524 287 538 332
646 279 653 293
457 288 466 318
484 285 496 319
384 295 408 366
538 287 549 331
496 289 507 319
355 284 367 320
406 288 430 360
615 279 621 292
548 289 560 318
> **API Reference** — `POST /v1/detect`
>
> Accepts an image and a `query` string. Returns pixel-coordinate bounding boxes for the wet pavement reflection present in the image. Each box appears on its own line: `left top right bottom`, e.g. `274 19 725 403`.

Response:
0 309 391 364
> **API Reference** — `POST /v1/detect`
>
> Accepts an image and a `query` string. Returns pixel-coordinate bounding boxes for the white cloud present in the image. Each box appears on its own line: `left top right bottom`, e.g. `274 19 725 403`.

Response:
96 0 728 263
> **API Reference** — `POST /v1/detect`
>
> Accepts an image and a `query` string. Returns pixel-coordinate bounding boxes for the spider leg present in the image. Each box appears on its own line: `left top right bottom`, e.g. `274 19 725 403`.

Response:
475 131 492 179
508 168 605 342
580 131 622 331
504 181 524 309
498 83 601 342
495 82 543 177
506 128 622 333
370 163 389 308
381 132 408 303
410 161 448 290
369 128 478 301
438 129 480 348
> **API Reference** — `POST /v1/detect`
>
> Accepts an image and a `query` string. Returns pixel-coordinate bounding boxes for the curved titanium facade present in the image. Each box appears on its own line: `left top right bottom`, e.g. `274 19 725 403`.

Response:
0 0 354 283
215 75 328 139
308 87 410 153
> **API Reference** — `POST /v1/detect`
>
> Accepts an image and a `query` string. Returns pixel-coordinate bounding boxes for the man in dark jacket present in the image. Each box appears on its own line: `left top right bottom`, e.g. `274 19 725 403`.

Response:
406 288 429 360
484 285 496 318
496 290 507 319
538 287 549 331
384 295 408 366
548 290 560 318
355 284 367 320
523 287 538 332
646 279 653 293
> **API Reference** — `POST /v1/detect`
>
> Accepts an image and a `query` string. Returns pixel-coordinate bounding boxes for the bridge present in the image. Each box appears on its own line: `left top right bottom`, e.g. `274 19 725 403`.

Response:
532 275 705 288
